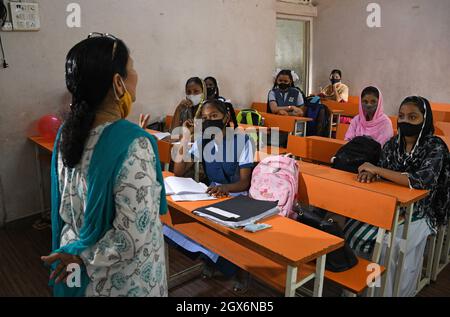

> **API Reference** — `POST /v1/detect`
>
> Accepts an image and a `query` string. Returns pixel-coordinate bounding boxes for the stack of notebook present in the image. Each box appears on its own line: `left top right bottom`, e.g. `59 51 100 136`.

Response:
193 196 279 229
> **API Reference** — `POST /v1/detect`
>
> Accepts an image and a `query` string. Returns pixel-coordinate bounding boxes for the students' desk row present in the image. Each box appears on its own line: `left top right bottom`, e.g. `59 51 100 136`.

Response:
161 172 344 297
236 109 313 137
322 100 359 118
253 150 430 296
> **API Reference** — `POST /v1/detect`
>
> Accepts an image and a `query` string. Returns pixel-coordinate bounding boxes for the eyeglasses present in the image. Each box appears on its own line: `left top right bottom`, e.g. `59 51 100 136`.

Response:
87 32 119 60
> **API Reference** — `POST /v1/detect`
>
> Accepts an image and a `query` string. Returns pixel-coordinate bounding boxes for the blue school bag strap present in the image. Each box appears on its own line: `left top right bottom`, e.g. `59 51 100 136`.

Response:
50 119 167 297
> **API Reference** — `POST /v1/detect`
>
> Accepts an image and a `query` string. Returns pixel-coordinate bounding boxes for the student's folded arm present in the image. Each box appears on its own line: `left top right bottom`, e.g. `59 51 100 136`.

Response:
374 168 410 187
269 101 284 114
79 138 164 273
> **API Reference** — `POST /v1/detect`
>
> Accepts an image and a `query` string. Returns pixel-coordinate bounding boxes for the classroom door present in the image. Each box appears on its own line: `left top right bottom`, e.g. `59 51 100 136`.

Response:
275 16 312 95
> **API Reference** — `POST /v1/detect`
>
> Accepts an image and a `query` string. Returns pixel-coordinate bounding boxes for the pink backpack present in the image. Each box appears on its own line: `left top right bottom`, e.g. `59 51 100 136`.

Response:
249 155 299 219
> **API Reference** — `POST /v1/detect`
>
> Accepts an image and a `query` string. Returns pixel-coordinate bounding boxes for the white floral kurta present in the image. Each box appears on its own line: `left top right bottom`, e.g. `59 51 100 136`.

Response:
57 123 167 297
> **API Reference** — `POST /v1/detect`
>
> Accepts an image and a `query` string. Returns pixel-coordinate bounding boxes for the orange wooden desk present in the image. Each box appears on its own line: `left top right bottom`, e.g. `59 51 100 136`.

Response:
298 162 429 296
287 135 347 165
162 173 344 297
431 103 450 122
323 100 359 118
236 109 313 137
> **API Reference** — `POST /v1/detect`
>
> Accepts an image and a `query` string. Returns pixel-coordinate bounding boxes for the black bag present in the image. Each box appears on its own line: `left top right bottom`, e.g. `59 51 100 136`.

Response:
332 136 382 174
294 204 358 273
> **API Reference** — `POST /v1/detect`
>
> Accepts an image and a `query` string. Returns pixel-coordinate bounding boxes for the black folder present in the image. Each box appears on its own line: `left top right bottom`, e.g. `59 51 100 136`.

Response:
193 196 279 228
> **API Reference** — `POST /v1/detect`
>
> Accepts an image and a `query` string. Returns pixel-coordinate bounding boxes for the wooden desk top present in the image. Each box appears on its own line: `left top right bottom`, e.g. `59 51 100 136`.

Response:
163 173 343 267
431 103 450 113
28 136 55 152
306 136 348 145
298 161 429 206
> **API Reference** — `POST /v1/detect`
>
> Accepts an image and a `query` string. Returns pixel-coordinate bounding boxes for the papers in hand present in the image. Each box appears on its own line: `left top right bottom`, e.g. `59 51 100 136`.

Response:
164 176 208 195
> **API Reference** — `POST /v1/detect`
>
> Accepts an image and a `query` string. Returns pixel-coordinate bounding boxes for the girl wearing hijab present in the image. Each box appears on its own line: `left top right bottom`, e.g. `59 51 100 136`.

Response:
171 77 206 132
348 96 449 296
345 86 393 146
40 35 168 297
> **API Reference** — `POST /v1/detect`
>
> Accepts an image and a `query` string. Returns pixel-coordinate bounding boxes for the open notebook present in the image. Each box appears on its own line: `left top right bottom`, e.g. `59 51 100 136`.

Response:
164 176 216 202
193 196 280 229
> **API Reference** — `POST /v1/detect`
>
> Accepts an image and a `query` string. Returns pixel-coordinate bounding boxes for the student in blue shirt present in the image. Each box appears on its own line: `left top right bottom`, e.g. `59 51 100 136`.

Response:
167 99 254 291
267 69 305 116
174 99 254 197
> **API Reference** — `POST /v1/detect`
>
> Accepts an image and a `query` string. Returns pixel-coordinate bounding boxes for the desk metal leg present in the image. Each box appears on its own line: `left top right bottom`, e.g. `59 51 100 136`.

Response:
313 255 326 297
34 144 46 216
368 228 386 297
294 121 307 137
285 265 298 297
329 114 334 138
392 203 413 297
380 206 400 297
431 225 445 282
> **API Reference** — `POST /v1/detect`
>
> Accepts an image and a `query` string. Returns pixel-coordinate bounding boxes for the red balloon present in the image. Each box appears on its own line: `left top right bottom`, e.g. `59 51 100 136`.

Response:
38 115 62 139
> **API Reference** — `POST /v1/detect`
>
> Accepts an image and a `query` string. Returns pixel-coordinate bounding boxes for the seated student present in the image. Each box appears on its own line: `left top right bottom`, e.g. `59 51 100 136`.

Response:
351 96 450 296
319 69 349 103
205 76 227 102
267 69 305 116
171 77 206 132
167 99 254 290
174 99 253 197
345 86 393 146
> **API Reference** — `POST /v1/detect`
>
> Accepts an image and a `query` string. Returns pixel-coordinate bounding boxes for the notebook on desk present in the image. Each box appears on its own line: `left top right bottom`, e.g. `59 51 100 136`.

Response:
164 176 208 196
193 196 279 229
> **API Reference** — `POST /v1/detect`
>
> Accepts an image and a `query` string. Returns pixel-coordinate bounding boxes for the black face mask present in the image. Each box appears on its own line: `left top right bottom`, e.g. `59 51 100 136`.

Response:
278 83 290 91
331 78 341 85
207 87 217 98
398 122 423 137
202 119 226 133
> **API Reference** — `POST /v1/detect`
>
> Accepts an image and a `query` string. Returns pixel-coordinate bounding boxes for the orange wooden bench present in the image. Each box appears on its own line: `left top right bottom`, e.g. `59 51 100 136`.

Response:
287 135 347 165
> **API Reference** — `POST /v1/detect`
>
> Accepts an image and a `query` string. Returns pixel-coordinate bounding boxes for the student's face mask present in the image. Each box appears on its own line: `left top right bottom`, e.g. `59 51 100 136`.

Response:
207 87 217 98
398 122 423 137
187 94 203 106
113 77 133 118
330 78 340 85
278 83 290 91
362 104 377 117
202 118 226 132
